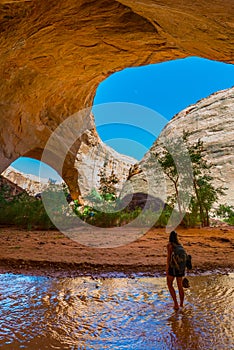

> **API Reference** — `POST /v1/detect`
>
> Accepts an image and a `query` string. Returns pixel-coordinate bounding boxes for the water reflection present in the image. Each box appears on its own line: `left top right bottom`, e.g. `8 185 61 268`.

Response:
0 273 233 349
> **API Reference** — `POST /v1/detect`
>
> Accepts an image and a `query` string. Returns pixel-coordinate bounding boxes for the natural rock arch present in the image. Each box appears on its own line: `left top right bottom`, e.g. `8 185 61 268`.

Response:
0 0 233 199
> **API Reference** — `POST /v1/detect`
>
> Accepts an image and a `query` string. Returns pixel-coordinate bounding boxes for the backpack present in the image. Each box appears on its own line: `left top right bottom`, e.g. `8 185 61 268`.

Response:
170 244 188 273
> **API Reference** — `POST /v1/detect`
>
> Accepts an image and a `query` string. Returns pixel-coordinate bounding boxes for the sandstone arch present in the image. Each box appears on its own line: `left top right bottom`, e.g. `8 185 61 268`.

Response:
0 0 233 199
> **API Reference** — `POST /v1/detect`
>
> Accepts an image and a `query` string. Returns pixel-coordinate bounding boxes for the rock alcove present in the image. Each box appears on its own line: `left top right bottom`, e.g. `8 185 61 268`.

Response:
0 0 233 199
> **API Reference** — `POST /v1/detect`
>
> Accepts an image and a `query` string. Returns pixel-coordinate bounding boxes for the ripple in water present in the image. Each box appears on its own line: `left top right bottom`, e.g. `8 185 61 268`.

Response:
0 273 233 349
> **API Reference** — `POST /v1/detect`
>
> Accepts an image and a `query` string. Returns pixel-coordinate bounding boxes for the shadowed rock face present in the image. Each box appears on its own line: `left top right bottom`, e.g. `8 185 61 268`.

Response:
118 192 165 211
0 0 233 199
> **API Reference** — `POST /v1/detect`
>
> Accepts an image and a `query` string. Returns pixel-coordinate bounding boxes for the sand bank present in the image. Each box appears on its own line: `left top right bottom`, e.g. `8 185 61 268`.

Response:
0 226 233 277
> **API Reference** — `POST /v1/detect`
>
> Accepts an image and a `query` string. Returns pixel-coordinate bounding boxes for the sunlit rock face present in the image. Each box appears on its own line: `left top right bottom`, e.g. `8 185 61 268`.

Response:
76 132 136 198
2 166 50 195
123 87 234 207
0 0 233 199
2 144 136 198
0 173 27 200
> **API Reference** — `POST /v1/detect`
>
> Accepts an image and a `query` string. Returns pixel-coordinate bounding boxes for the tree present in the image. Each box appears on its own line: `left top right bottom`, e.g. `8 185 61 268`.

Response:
193 175 223 226
154 135 192 221
155 131 225 227
186 135 225 226
216 204 234 225
98 161 119 201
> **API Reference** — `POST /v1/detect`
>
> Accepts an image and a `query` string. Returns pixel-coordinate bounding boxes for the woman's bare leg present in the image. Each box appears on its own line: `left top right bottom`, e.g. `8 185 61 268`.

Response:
176 277 184 307
167 275 179 309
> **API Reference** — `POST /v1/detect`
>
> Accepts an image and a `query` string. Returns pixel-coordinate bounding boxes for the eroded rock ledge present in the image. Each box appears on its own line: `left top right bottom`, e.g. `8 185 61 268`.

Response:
0 0 233 198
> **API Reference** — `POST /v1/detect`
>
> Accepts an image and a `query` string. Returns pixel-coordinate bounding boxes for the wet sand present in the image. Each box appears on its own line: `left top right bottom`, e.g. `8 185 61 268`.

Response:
0 226 233 277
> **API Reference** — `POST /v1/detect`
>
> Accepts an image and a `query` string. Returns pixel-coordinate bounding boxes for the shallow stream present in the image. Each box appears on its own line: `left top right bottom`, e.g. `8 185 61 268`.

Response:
0 273 233 349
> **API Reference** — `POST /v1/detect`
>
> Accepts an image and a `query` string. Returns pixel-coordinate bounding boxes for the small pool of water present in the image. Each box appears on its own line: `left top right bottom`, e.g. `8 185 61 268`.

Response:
0 273 233 349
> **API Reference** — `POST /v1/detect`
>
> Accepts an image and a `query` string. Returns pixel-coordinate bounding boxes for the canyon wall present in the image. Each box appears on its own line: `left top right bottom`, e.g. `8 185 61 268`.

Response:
2 140 136 198
122 87 234 207
0 173 27 200
2 166 50 195
76 132 136 198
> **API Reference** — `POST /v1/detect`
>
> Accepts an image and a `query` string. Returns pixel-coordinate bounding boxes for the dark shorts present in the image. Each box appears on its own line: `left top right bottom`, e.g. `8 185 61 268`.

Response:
168 267 185 277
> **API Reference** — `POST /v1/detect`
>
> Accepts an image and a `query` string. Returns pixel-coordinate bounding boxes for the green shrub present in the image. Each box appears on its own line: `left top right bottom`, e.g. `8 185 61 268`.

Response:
0 189 54 230
216 204 234 225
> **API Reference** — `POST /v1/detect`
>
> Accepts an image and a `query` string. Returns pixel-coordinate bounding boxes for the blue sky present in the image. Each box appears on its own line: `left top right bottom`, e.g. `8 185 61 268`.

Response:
94 56 234 119
12 56 234 179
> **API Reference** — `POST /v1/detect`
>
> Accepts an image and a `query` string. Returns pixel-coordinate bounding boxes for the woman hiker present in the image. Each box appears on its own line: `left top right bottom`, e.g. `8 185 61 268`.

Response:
166 230 189 310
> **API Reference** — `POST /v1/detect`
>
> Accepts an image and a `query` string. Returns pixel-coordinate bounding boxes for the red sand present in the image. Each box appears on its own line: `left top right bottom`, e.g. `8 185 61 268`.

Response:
0 226 233 277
